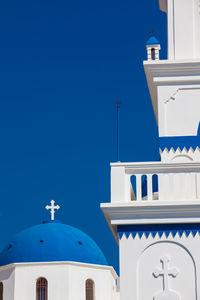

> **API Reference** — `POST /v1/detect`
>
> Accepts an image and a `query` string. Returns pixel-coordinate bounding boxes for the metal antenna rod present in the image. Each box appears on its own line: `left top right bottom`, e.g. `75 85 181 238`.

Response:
116 100 121 162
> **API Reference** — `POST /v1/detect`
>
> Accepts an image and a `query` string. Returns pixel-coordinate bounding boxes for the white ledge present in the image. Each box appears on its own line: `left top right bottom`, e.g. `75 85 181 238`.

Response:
101 201 200 225
0 261 118 278
110 161 200 172
143 59 200 122
101 201 200 241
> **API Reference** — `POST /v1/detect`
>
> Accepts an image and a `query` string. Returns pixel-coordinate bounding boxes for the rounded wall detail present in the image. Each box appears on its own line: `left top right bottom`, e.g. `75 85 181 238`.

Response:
137 241 197 300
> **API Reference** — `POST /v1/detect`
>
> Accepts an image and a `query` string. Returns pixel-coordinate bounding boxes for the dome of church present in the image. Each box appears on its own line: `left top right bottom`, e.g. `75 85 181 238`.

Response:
0 221 108 267
146 36 160 45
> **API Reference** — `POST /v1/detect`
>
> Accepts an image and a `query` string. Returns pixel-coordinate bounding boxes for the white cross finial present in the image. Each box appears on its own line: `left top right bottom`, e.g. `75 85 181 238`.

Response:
45 200 60 221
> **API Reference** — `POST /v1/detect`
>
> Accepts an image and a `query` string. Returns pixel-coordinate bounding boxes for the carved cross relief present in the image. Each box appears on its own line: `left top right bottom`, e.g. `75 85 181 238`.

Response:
153 256 180 300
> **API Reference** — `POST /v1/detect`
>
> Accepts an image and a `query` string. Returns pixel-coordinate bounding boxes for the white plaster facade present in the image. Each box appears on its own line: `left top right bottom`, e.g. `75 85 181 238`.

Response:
119 232 200 300
144 60 200 140
101 0 200 299
159 0 200 60
0 261 119 300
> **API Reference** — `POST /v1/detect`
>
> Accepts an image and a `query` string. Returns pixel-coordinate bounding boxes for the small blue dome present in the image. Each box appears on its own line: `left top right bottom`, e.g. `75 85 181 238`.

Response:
146 36 160 45
0 221 108 266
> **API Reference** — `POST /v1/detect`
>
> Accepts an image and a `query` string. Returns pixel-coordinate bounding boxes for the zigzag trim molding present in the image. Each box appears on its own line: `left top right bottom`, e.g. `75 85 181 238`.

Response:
160 146 200 153
159 136 200 151
118 223 200 239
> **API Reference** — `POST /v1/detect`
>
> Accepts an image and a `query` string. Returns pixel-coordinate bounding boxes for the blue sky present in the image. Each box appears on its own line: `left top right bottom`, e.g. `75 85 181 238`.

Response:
0 0 167 272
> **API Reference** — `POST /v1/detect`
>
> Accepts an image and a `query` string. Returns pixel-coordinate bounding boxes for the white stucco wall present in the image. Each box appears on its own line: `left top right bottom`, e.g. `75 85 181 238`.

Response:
0 261 119 300
0 267 15 300
163 0 200 60
119 232 200 300
157 84 200 138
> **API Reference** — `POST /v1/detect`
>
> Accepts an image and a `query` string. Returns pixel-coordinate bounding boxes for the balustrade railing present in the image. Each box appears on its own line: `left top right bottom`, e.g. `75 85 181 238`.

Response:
111 162 200 203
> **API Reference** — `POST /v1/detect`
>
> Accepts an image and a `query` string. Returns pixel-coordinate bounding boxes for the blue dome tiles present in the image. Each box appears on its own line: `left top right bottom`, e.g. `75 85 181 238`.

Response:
146 36 160 45
0 222 108 267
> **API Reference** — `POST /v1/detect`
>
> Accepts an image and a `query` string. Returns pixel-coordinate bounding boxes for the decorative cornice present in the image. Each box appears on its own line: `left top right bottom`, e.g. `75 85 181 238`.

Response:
143 59 200 122
101 201 200 227
160 147 200 154
0 261 118 278
159 136 200 151
144 60 200 79
110 161 200 173
117 223 200 239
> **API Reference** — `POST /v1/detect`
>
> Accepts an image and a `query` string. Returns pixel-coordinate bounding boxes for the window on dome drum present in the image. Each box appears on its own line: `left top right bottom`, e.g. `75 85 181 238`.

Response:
0 282 3 300
86 279 94 300
151 48 155 60
36 277 48 300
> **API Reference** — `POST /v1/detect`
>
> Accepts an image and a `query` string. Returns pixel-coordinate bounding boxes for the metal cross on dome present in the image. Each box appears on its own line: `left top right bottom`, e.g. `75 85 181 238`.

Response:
149 29 155 36
45 200 60 221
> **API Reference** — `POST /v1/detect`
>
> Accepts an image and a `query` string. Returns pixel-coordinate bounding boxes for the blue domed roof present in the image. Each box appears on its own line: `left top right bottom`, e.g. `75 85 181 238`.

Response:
146 36 160 45
0 221 108 267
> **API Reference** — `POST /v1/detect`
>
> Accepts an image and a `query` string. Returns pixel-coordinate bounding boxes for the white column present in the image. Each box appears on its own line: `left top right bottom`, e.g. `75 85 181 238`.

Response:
147 174 153 201
167 0 175 60
136 174 142 201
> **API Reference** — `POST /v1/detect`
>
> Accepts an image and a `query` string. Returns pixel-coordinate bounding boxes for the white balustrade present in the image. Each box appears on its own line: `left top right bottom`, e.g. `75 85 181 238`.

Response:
111 162 200 203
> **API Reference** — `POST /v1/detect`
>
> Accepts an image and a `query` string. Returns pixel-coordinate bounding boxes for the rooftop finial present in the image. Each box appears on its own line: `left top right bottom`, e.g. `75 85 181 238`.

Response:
149 29 155 36
45 200 60 221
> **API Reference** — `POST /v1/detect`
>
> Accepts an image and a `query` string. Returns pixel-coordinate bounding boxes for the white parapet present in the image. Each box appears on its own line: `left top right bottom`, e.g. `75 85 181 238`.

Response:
111 161 200 203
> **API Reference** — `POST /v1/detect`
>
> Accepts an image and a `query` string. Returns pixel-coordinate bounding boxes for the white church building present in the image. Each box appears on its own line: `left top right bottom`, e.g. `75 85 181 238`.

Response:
0 0 200 299
0 208 119 300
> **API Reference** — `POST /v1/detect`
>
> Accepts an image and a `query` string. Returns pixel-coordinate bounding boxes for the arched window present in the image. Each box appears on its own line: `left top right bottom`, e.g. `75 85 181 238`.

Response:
86 279 94 300
0 282 3 300
36 277 48 300
151 48 155 60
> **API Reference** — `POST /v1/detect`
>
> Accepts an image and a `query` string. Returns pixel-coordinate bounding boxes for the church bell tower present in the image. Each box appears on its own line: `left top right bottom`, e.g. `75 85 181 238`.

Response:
101 0 200 299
